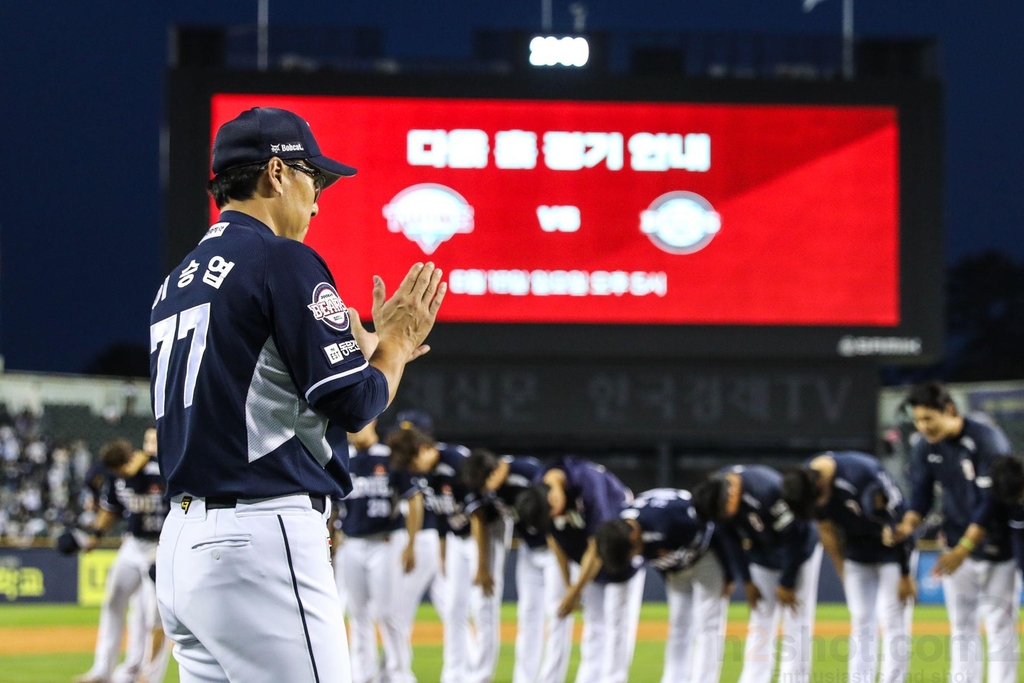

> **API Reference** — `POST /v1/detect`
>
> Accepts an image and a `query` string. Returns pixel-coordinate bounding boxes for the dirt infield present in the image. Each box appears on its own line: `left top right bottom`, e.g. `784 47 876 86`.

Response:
0 619 962 657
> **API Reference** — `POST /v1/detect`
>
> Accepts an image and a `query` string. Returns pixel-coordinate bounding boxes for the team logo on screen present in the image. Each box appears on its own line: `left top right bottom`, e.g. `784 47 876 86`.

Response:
382 184 475 254
308 282 350 332
640 191 721 254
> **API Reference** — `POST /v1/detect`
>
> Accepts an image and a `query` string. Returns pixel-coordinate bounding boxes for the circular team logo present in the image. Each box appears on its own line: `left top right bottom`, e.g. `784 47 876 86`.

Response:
382 183 475 255
640 191 721 254
307 282 350 332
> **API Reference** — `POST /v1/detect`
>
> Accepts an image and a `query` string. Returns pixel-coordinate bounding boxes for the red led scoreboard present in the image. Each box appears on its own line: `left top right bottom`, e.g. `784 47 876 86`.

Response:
168 72 942 362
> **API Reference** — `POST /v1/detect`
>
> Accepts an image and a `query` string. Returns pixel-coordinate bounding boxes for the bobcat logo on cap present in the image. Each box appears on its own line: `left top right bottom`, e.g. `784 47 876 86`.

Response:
383 184 474 254
308 283 350 332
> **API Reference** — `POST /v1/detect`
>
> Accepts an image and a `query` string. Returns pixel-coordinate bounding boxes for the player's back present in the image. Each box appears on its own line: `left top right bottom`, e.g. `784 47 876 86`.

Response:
150 212 363 501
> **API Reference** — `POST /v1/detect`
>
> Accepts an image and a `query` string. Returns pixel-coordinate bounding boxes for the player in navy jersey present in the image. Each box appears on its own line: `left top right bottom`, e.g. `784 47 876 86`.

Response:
329 421 407 683
515 456 644 683
894 382 1018 683
596 489 732 683
388 427 506 683
693 465 823 683
152 107 445 683
782 452 916 683
462 450 573 683
75 433 171 683
990 455 1024 570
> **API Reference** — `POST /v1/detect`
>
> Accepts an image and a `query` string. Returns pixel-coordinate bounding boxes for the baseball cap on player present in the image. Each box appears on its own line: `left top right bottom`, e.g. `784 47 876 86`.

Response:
211 107 356 189
394 410 434 437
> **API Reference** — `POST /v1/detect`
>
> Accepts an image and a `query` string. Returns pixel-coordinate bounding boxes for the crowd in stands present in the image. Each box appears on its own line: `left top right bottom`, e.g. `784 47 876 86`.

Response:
0 407 107 545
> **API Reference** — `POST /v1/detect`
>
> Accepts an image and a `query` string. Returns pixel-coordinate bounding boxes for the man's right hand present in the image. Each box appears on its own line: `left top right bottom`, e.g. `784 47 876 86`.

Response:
371 262 446 363
402 543 416 574
745 581 762 611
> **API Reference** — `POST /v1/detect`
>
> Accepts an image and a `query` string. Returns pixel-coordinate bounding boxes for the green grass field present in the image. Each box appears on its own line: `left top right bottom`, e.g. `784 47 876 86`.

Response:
0 603 1015 682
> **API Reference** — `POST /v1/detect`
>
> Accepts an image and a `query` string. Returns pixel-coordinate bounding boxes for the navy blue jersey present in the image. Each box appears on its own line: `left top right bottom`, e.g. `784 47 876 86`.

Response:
334 441 403 537
815 452 910 568
395 472 440 532
548 457 634 582
150 211 388 501
716 465 818 589
101 457 168 540
908 414 1013 560
400 443 473 537
465 455 545 548
84 461 108 508
621 489 717 574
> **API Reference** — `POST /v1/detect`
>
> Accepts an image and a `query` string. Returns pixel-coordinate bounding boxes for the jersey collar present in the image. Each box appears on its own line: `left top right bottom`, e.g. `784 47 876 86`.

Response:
219 210 274 236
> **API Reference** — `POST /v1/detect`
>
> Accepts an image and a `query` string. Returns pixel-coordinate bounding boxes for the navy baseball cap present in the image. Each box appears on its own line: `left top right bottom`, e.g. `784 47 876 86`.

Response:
211 107 356 188
394 410 434 436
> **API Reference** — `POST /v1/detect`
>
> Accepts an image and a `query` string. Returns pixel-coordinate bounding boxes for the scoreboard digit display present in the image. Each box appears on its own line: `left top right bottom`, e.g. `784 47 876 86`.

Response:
168 72 942 362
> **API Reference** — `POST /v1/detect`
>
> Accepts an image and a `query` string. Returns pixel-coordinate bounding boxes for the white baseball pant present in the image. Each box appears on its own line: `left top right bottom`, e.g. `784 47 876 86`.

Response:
662 552 729 683
942 556 1021 683
843 557 917 683
737 544 824 683
441 521 509 683
157 494 350 683
392 527 447 682
334 535 409 683
574 568 647 683
84 535 168 681
512 544 575 683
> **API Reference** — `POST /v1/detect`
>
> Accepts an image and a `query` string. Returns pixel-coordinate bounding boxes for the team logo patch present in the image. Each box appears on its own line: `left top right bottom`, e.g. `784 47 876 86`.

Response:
640 190 721 254
308 283 350 331
382 183 475 254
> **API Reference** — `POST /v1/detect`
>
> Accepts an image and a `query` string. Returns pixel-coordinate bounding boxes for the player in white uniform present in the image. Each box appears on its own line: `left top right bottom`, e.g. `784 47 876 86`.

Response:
388 411 448 681
783 452 917 683
74 431 171 683
516 457 645 683
894 382 1018 683
461 449 573 683
388 426 506 683
330 421 408 683
596 489 732 683
693 466 823 683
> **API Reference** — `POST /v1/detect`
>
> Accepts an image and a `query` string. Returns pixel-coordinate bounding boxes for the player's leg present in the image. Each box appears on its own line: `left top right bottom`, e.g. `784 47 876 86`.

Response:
875 562 911 683
137 571 172 683
942 557 983 683
371 537 412 683
687 553 728 683
574 580 606 683
843 560 880 683
737 564 782 683
441 534 473 683
111 589 147 683
661 568 696 683
82 542 145 680
156 508 229 683
468 519 509 683
160 497 352 683
512 545 547 683
777 544 822 683
598 568 646 683
979 559 1021 683
333 544 348 617
340 538 378 683
538 550 575 683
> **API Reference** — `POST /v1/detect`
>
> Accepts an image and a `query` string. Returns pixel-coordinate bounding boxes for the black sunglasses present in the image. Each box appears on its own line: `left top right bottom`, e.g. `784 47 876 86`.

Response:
263 160 325 201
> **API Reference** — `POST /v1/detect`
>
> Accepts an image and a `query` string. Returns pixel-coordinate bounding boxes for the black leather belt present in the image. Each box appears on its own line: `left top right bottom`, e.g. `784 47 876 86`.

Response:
206 495 326 514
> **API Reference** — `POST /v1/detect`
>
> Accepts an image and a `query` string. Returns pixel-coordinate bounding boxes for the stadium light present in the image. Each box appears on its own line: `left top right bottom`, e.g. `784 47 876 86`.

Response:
529 36 589 68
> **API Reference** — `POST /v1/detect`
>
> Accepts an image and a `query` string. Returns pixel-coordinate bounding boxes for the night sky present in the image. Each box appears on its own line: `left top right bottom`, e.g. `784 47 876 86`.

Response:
1 1 1021 374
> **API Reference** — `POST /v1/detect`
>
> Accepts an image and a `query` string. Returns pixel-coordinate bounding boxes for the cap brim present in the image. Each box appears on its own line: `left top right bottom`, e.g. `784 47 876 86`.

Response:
307 155 357 189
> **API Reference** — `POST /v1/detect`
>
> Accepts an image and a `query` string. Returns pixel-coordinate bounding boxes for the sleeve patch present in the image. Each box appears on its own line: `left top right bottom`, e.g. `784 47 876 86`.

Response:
323 340 362 365
308 282 350 331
